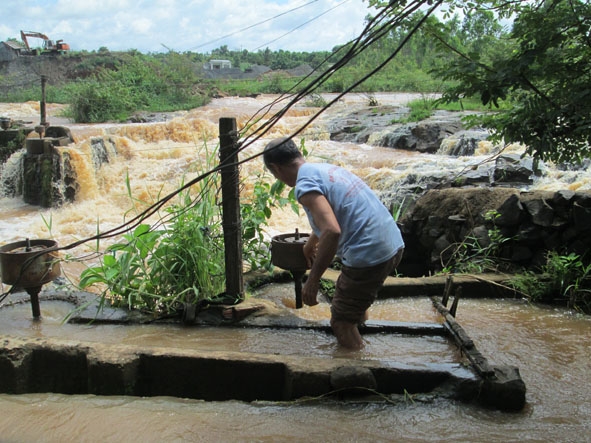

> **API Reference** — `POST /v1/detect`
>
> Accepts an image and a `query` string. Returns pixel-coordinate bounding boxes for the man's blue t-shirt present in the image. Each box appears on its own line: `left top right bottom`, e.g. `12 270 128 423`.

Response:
295 162 404 268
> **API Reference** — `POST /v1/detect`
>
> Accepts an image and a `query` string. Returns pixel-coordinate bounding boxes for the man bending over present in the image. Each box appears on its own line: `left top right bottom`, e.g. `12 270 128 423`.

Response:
263 137 404 349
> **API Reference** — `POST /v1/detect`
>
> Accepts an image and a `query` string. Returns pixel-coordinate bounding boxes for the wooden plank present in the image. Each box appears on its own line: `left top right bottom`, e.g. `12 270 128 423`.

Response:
431 296 495 378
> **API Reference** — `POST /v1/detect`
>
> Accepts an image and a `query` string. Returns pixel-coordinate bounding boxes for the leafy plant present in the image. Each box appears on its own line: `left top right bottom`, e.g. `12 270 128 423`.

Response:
509 252 591 313
440 210 512 274
303 93 327 108
241 177 299 271
78 139 300 315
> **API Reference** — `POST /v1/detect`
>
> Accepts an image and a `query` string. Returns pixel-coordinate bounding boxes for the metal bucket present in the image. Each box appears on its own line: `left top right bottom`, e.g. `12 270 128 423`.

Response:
270 232 310 271
0 239 61 287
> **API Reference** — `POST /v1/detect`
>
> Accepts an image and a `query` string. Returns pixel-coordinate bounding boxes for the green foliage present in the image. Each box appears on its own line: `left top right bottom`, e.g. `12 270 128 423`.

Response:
431 0 591 164
319 278 336 300
394 95 496 124
241 177 299 271
67 79 136 123
509 251 591 313
303 93 328 108
440 210 512 274
62 52 211 122
394 96 435 123
78 175 227 314
78 140 299 315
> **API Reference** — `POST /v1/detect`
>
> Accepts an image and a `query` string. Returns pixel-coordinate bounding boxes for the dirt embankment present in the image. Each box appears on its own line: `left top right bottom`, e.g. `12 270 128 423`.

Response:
0 54 87 88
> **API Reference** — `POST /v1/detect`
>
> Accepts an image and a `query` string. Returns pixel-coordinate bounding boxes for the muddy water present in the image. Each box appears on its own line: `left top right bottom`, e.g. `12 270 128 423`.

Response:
1 95 591 441
0 285 451 362
0 298 590 442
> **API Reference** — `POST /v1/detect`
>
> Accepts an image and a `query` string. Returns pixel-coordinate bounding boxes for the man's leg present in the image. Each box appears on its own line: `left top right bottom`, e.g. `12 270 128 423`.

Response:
331 318 363 350
330 249 403 349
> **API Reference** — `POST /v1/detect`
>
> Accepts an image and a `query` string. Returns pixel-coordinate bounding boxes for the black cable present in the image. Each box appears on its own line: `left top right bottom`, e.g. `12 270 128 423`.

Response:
252 0 351 51
21 1 442 264
186 0 321 52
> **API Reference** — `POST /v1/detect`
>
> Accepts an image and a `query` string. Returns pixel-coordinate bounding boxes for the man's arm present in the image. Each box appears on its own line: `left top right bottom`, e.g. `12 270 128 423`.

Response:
298 191 341 306
303 231 319 269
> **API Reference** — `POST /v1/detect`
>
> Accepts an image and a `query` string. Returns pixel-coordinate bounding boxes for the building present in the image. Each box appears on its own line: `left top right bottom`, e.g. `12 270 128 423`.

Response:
0 40 25 62
204 59 232 70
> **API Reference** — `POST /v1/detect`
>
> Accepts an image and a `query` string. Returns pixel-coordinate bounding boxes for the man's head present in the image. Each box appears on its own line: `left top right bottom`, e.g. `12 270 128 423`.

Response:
263 137 302 168
263 137 304 186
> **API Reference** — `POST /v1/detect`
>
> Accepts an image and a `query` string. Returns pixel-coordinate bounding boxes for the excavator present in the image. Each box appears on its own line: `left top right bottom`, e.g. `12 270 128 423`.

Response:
20 31 70 55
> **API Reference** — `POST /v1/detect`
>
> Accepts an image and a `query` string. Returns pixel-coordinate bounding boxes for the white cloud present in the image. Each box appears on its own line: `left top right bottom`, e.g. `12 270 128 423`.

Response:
1 0 376 53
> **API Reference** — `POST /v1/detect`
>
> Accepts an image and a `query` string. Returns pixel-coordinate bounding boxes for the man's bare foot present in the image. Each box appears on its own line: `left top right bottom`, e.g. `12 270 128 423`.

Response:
331 319 364 350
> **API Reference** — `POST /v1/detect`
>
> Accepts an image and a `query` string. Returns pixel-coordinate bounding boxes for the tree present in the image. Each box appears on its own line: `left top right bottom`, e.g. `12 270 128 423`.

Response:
436 0 591 164
368 0 591 164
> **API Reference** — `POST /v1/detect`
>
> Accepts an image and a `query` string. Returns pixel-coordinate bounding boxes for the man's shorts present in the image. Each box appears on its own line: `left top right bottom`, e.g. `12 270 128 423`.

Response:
330 248 404 324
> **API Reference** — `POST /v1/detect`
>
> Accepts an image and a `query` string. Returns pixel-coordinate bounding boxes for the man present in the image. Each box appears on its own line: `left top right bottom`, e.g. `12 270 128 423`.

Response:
263 137 404 349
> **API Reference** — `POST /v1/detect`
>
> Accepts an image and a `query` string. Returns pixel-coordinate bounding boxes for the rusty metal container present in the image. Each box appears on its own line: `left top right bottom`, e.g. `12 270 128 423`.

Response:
0 239 61 287
0 117 11 130
271 232 310 271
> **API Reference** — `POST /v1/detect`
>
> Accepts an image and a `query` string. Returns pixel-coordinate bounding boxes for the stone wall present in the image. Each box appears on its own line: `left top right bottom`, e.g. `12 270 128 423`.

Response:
398 187 591 277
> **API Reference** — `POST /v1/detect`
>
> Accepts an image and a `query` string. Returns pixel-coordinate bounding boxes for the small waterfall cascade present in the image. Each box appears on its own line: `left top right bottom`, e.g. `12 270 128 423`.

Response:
0 127 118 208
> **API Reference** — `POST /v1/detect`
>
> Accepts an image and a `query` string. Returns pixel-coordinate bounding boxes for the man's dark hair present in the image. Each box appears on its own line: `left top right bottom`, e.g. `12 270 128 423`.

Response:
263 137 302 168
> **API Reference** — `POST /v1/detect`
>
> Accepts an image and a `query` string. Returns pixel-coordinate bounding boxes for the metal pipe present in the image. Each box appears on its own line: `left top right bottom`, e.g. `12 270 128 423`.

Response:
292 270 305 309
26 286 42 319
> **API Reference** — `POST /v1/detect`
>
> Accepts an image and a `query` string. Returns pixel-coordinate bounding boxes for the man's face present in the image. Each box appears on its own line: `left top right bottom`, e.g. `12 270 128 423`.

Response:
267 163 282 181
267 163 293 187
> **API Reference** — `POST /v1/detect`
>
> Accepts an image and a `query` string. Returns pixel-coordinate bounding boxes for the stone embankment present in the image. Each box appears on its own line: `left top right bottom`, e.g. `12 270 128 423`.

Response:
398 187 591 277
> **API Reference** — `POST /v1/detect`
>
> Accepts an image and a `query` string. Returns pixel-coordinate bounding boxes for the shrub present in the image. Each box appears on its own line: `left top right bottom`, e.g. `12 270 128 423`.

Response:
510 252 591 313
78 141 300 315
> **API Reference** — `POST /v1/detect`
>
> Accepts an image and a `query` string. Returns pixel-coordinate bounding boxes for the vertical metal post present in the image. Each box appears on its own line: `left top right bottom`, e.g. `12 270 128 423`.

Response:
27 286 42 319
40 75 48 126
293 270 304 309
219 118 244 301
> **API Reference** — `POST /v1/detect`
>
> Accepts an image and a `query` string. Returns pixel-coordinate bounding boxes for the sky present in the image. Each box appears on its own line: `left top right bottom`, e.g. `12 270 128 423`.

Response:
1 0 377 54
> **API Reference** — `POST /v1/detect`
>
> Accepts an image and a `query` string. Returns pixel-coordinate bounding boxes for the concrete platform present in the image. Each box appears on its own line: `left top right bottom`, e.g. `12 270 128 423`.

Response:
0 273 526 411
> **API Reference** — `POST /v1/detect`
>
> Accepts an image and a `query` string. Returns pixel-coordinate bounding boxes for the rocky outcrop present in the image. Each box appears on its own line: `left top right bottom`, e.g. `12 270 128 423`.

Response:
376 116 463 153
329 108 489 155
398 188 591 276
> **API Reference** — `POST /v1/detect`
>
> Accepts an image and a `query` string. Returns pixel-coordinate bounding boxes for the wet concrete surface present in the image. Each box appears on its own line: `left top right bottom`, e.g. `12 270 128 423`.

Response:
0 272 525 410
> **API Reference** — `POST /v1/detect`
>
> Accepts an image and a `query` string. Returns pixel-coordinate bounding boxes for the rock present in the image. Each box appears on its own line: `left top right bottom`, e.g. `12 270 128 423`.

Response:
573 194 591 232
523 198 555 227
552 190 575 207
480 365 526 411
330 366 377 392
495 193 525 226
397 187 591 276
439 130 490 156
328 107 475 152
455 166 492 186
493 154 536 184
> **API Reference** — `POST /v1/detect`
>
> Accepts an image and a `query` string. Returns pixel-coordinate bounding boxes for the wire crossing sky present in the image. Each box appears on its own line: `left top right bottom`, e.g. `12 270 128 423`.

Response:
0 0 375 53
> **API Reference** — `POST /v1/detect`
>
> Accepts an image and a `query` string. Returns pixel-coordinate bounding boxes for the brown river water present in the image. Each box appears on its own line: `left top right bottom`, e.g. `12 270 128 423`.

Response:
1 94 591 442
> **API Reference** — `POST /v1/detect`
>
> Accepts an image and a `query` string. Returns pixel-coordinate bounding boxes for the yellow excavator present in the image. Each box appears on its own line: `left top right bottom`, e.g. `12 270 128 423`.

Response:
20 31 70 55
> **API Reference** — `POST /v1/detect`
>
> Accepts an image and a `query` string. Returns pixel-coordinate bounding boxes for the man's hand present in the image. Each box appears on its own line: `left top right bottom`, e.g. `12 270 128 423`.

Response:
298 192 340 307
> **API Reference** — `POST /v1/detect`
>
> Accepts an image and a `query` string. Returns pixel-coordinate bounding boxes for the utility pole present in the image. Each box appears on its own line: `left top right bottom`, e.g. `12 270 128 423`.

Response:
40 75 48 127
219 117 244 301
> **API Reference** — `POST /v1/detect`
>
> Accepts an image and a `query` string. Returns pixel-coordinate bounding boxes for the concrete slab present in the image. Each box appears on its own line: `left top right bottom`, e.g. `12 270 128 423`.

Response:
0 272 526 410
